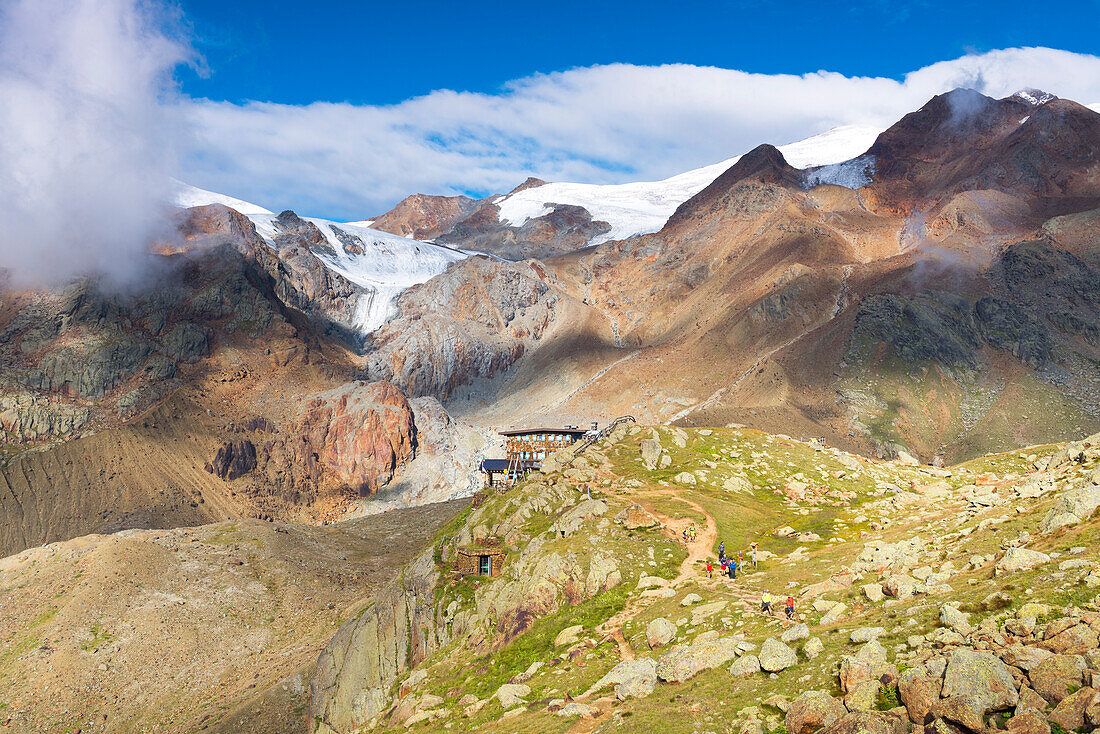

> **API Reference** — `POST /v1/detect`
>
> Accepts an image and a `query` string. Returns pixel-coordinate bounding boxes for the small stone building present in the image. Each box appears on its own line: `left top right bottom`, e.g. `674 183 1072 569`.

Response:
453 546 506 577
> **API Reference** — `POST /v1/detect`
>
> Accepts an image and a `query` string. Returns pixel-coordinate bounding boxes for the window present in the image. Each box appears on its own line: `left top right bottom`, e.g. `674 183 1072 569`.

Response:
478 555 491 575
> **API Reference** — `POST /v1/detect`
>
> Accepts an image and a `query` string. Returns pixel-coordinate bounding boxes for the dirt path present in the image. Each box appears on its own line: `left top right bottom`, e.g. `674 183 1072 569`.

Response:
591 486 718 662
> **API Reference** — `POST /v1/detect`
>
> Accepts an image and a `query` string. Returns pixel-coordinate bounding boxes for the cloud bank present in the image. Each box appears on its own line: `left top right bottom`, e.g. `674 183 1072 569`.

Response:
0 0 190 285
183 47 1100 220
2 0 1100 280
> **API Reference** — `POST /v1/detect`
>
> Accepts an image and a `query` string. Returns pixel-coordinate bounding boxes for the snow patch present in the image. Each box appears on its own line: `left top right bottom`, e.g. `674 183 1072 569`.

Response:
172 180 273 217
1012 89 1056 106
803 155 876 190
494 125 881 245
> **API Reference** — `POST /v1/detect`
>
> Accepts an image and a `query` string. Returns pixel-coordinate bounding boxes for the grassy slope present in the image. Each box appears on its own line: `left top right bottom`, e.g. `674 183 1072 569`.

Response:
373 426 1100 734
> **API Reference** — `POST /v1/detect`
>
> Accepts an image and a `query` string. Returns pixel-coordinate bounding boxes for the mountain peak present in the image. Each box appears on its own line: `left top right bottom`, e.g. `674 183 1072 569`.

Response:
667 144 801 224
1010 88 1058 106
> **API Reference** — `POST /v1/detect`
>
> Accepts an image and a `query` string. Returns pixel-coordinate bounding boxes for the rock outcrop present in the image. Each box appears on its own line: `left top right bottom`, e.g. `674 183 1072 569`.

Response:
260 381 417 497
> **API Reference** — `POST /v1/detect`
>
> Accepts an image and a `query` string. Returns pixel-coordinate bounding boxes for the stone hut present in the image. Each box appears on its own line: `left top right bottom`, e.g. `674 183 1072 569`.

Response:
454 546 506 577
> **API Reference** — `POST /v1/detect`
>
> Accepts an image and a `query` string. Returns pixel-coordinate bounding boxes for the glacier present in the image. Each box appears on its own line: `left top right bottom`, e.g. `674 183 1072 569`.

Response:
173 182 466 334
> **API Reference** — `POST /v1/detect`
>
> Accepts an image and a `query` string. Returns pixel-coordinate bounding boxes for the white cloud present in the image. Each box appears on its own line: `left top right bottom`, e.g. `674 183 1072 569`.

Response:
0 0 191 285
181 47 1100 220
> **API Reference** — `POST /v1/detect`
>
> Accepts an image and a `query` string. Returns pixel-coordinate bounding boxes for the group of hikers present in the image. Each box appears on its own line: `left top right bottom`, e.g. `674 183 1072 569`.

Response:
700 539 797 620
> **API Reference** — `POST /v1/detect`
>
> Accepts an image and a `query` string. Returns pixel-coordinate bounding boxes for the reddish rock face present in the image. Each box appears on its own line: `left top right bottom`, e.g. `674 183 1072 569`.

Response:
370 193 480 240
297 381 417 495
262 381 417 498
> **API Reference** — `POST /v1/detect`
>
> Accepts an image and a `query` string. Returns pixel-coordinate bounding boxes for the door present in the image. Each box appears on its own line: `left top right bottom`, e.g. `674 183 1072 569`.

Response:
478 555 491 576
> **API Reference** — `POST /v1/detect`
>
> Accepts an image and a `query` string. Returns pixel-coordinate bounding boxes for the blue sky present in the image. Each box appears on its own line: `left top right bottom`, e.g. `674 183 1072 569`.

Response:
178 0 1100 106
5 0 1100 284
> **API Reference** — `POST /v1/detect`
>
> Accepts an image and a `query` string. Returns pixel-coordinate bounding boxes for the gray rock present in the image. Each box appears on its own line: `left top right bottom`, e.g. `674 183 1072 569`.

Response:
495 683 531 708
939 604 974 636
587 658 657 698
995 548 1051 576
730 654 762 676
941 648 1018 712
646 618 677 649
782 623 810 643
640 438 663 470
851 627 886 644
803 637 825 660
655 636 742 682
759 637 798 672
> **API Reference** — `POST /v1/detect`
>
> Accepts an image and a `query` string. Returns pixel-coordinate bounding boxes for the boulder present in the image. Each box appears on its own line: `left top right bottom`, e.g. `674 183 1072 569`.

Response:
495 683 531 708
1029 654 1087 703
1040 486 1100 533
584 555 621 596
730 654 762 677
1017 686 1048 714
637 576 667 590
821 603 849 625
782 623 810 643
941 648 1018 712
680 593 703 606
931 695 986 732
1042 623 1099 655
939 604 974 636
1006 709 1050 734
786 690 847 734
640 438 663 470
899 668 942 724
646 618 677 649
554 625 584 647
818 711 908 734
862 583 886 603
839 640 889 693
843 679 881 712
615 675 656 701
556 702 595 717
759 637 798 672
1086 691 1100 727
999 644 1052 671
550 499 609 537
1048 687 1096 731
803 637 825 660
691 601 727 625
673 471 697 485
655 636 742 683
851 627 886 644
586 658 657 699
724 475 754 493
994 548 1051 576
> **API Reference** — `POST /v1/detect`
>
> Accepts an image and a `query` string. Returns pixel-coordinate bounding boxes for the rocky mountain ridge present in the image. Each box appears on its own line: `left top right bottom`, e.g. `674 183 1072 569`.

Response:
351 89 1100 464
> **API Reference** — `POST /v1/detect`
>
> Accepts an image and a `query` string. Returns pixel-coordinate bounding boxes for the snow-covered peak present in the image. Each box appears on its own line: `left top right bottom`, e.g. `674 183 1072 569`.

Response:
1011 89 1057 106
493 125 882 246
172 180 274 217
172 181 465 334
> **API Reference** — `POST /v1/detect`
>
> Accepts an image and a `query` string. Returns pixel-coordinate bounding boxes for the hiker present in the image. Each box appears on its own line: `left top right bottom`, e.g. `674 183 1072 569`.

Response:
689 522 697 542
785 595 796 620
761 590 772 615
706 559 713 579
751 542 759 569
728 557 737 579
718 541 725 559
737 550 743 572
